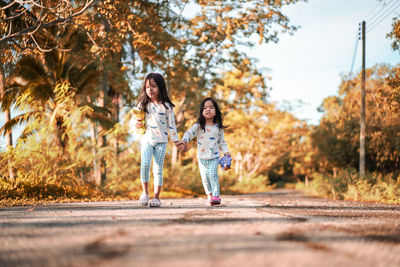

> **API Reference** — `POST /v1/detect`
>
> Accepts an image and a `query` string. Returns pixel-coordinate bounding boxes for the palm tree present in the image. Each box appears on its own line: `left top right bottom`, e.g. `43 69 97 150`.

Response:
0 26 116 185
0 64 15 179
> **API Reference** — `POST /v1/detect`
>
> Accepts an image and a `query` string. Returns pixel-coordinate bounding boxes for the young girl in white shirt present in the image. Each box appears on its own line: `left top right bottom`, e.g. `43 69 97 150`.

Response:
182 97 231 206
131 73 183 207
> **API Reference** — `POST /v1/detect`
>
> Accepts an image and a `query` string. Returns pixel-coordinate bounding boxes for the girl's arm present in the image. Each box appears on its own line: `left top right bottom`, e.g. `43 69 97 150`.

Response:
182 123 199 143
166 104 180 143
129 114 143 132
218 129 230 156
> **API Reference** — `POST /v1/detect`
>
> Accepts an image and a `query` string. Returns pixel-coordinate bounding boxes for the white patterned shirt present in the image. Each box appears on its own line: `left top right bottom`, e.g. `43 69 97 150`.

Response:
182 123 229 159
130 102 179 144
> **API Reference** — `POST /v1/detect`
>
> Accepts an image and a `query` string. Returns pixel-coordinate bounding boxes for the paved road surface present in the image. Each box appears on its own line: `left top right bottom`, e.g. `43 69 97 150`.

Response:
1 190 400 267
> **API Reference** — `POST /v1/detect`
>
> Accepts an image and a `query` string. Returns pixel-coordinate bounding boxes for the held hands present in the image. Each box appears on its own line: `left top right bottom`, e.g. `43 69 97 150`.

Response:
174 141 187 151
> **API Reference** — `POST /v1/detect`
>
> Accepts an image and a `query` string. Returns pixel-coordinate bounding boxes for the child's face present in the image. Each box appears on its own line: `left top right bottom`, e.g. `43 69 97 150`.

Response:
145 78 159 101
202 100 216 121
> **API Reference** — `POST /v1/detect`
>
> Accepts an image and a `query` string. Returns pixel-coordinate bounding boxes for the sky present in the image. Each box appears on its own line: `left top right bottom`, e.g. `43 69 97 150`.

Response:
1 0 400 146
245 0 400 125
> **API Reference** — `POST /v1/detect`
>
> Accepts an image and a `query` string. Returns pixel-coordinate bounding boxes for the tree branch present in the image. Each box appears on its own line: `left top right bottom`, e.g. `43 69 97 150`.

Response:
0 0 95 44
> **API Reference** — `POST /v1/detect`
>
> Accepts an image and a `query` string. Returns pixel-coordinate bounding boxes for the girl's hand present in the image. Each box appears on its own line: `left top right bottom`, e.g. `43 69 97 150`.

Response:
181 141 187 151
135 117 144 129
135 122 144 129
224 152 231 157
174 141 182 149
175 141 186 151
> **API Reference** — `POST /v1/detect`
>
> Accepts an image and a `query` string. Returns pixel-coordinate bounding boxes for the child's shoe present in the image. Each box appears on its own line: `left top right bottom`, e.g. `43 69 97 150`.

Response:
149 198 161 207
138 192 150 206
210 196 221 205
205 195 212 206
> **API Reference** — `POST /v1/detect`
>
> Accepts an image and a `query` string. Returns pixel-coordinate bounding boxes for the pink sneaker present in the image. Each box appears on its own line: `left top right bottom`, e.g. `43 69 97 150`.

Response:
210 196 221 205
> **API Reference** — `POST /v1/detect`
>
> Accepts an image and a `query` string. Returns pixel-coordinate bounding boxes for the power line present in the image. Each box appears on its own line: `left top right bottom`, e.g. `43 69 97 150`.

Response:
368 0 397 25
364 0 393 21
348 1 398 75
349 29 360 74
367 0 400 32
368 1 400 33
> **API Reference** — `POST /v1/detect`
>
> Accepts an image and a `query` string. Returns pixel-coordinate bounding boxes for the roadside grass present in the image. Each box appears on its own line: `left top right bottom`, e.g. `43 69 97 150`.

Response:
0 167 272 206
3 166 398 206
296 169 400 204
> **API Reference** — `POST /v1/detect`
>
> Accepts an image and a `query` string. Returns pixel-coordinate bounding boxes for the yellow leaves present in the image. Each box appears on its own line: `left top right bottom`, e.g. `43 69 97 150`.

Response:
192 27 202 37
54 82 72 103
90 44 100 54
200 32 208 42
258 24 265 44
225 22 233 40
317 65 400 172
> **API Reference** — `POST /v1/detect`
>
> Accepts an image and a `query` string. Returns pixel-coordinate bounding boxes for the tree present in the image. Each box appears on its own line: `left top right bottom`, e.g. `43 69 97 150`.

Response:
157 0 305 165
83 0 179 183
0 63 14 179
312 95 359 173
388 15 400 51
1 0 309 191
0 25 110 151
0 0 95 63
313 65 400 174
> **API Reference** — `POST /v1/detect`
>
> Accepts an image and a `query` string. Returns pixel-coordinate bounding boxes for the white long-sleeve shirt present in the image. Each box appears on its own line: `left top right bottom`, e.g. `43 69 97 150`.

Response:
129 102 179 144
182 123 229 159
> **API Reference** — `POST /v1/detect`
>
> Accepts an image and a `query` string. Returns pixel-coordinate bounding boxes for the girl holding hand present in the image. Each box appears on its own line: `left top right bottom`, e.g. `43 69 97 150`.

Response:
132 72 184 207
182 97 231 206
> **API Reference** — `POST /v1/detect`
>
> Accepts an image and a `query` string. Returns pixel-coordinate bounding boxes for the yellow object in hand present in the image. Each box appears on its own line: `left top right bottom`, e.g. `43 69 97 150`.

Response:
132 107 145 135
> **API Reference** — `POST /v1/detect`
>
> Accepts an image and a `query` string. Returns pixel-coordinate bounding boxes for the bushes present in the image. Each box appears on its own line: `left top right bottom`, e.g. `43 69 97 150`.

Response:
299 169 400 203
0 139 272 204
163 164 271 196
229 173 272 193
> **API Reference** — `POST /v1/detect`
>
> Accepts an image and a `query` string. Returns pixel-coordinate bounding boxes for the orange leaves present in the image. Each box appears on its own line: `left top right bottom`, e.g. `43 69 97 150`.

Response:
388 17 400 50
316 65 400 172
257 24 265 44
200 32 208 42
224 103 308 177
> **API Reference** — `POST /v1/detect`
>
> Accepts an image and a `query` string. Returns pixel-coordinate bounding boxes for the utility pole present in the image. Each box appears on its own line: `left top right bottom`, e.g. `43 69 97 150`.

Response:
360 21 366 177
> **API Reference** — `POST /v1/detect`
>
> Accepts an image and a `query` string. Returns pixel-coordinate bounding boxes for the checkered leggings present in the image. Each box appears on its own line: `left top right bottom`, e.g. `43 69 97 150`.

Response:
140 142 167 186
198 157 220 196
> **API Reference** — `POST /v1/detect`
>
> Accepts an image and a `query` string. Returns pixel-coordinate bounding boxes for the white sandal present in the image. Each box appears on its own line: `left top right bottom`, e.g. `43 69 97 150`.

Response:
138 192 150 206
205 196 212 207
149 198 161 207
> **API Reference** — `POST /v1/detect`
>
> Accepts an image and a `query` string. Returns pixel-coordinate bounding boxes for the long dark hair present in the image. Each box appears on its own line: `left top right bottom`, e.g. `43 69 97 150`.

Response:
196 97 228 132
137 72 174 112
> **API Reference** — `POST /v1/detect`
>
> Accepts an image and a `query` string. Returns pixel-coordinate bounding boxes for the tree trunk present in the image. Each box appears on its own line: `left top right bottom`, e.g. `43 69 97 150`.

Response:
89 121 98 184
0 65 14 180
248 156 261 176
235 152 243 181
94 73 108 186
109 86 120 178
86 95 97 184
110 87 120 158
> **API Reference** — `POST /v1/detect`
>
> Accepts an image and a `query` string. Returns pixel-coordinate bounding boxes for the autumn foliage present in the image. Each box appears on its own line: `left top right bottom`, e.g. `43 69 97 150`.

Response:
0 0 399 205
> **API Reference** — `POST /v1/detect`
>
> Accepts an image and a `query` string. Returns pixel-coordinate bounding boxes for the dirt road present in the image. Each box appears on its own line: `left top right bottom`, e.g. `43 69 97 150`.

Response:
1 190 399 267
